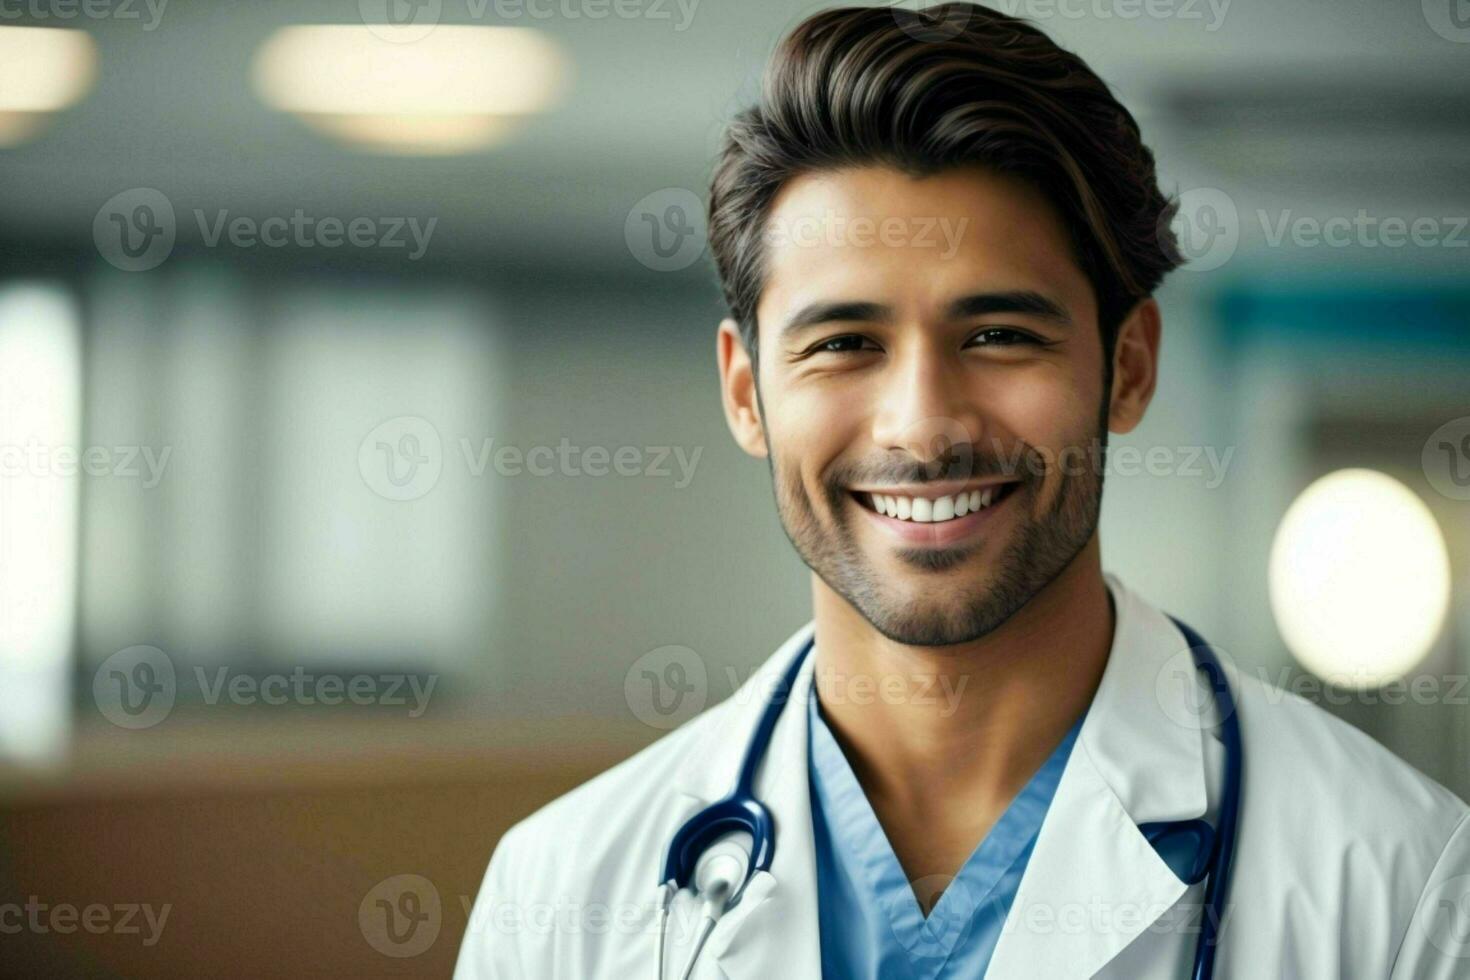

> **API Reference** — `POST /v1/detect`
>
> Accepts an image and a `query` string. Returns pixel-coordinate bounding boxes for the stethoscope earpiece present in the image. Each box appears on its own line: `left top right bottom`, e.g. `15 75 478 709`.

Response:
654 828 757 980
660 795 773 897
692 830 754 907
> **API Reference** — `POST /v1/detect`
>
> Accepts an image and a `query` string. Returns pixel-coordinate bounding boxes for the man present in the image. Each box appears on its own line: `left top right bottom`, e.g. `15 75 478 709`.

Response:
457 5 1470 977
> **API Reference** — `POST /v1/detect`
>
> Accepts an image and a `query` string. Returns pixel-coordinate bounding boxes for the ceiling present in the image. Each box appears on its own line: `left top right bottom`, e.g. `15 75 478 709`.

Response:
1 0 1466 275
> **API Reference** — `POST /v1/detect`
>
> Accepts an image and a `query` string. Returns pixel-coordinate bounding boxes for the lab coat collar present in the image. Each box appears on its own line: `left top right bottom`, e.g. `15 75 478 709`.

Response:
670 573 1211 979
983 573 1210 979
1082 572 1211 827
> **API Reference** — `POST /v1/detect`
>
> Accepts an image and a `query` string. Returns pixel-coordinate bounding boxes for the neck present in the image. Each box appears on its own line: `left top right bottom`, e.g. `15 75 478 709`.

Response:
811 535 1114 820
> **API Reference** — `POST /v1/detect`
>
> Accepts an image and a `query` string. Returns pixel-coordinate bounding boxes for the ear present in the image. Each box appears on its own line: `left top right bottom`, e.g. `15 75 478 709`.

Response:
716 318 768 458
1107 297 1161 435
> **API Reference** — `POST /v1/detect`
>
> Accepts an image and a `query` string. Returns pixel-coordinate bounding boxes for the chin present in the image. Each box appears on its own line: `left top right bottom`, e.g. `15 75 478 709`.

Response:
849 590 985 646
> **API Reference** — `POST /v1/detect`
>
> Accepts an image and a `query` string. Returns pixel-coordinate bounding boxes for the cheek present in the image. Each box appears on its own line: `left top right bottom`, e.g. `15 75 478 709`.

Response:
764 383 868 494
766 377 865 451
987 364 1102 463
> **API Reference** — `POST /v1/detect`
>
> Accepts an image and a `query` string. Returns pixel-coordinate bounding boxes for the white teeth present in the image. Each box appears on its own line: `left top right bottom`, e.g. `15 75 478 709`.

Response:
861 486 1008 524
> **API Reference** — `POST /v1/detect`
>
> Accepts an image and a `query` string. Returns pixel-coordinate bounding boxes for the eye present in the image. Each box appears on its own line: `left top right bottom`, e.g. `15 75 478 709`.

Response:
965 327 1047 348
810 334 879 354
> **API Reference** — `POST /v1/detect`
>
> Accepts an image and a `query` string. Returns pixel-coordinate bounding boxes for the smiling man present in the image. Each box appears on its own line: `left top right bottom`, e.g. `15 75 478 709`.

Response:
457 6 1470 979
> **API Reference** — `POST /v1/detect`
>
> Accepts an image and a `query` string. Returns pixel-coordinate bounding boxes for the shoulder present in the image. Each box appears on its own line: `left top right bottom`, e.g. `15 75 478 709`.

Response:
487 694 737 893
454 698 741 979
457 624 814 978
1231 667 1467 835
1226 665 1470 952
490 622 815 890
519 699 732 846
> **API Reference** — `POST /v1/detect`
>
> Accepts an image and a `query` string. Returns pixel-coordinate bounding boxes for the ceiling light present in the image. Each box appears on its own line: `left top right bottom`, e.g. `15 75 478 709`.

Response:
0 27 97 146
252 25 569 155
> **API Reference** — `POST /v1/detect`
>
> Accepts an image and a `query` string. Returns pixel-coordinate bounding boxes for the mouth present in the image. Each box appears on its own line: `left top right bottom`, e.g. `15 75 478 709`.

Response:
847 479 1022 549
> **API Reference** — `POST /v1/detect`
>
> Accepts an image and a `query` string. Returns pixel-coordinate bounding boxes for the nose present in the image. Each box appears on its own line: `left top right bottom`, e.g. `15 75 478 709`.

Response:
869 338 986 476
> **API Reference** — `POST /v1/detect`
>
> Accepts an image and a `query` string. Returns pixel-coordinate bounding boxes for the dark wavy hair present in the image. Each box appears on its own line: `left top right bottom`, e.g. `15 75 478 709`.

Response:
707 3 1182 365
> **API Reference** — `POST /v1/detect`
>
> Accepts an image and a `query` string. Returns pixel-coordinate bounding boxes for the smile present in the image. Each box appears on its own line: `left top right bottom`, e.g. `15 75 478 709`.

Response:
852 482 1019 523
848 480 1021 549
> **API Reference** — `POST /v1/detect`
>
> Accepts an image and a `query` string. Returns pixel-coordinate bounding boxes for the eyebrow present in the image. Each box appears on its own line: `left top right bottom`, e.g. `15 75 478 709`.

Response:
780 290 1073 338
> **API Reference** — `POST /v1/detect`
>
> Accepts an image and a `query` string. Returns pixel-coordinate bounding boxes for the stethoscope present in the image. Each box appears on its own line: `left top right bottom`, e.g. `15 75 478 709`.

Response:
653 615 1242 980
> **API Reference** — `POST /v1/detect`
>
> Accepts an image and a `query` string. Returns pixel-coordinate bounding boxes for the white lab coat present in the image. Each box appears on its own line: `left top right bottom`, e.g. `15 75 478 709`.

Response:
456 574 1470 979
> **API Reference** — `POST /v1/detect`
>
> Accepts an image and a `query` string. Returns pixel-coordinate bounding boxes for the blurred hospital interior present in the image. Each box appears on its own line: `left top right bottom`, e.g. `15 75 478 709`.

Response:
1 0 1468 975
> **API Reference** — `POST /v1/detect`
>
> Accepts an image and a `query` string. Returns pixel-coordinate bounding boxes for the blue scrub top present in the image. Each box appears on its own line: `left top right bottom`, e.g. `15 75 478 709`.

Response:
807 683 1085 979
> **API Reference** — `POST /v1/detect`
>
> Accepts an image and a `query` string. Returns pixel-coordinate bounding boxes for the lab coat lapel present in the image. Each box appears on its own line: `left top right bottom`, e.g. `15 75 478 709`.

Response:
984 576 1213 980
669 623 823 980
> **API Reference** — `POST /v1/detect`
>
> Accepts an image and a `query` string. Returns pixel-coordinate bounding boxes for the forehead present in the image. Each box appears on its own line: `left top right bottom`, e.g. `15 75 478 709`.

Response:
755 165 1095 335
